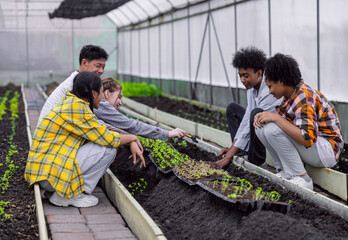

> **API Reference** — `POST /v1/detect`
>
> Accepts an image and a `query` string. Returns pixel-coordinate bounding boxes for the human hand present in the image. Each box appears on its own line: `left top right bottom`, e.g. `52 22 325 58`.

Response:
218 148 229 159
168 128 187 138
253 112 277 128
134 138 144 153
129 141 146 168
216 157 231 168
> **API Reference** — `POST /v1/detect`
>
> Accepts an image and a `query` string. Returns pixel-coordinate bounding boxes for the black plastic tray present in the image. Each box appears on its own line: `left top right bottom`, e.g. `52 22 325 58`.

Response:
148 153 173 174
172 167 198 186
197 181 291 213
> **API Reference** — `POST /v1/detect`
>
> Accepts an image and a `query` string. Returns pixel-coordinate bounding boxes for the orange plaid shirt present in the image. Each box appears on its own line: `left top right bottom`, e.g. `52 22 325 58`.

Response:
276 81 343 159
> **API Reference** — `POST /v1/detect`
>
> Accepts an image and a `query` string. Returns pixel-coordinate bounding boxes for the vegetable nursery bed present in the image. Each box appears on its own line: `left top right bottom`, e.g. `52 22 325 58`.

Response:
0 84 38 239
129 95 348 174
110 138 348 240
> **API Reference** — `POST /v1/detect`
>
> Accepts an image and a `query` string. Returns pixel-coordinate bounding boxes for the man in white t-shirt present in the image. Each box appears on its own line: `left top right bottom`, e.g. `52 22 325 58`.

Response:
38 45 108 123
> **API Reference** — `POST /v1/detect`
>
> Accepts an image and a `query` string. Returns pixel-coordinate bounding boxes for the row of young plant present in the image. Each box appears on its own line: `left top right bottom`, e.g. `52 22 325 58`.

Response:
120 81 162 97
0 90 20 220
137 136 284 204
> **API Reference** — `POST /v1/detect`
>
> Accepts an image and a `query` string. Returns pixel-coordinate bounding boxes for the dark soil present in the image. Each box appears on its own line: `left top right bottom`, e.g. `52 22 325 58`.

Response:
130 95 348 174
110 139 348 240
334 143 348 173
130 96 229 132
0 84 38 239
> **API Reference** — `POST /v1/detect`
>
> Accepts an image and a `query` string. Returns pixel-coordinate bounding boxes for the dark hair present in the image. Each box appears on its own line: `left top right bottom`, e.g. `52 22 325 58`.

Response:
71 71 102 112
264 53 302 87
232 46 267 73
79 45 108 65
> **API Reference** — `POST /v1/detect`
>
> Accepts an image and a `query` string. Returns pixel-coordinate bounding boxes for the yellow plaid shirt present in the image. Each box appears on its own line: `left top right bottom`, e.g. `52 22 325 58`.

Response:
25 92 120 199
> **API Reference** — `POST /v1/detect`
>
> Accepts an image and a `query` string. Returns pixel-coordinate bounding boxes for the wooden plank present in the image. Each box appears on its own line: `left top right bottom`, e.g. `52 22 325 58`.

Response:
306 165 348 201
102 169 166 240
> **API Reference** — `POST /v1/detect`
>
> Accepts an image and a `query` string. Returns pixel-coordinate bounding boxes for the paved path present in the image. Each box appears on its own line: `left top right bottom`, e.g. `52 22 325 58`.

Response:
24 86 137 240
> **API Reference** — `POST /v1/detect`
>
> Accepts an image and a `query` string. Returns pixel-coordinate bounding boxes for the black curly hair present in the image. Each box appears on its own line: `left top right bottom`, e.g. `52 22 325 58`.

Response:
264 53 302 88
72 71 102 112
232 46 267 73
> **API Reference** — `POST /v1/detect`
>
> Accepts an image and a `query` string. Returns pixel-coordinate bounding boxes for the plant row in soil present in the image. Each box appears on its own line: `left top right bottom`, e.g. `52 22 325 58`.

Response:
129 95 348 174
110 137 348 240
0 84 38 240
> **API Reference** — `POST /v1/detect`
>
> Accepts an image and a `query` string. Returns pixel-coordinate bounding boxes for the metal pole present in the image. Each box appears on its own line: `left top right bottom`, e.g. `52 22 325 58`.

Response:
208 1 213 106
138 29 141 82
268 0 272 57
148 26 151 84
71 20 75 71
234 0 239 103
130 30 133 81
167 0 176 96
317 0 320 91
116 27 119 79
193 14 210 99
210 13 235 103
171 12 175 96
187 2 192 108
158 22 162 90
25 0 29 86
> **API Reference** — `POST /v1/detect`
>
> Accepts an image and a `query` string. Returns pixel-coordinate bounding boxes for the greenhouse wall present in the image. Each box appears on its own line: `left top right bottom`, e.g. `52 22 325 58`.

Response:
116 0 348 142
0 9 117 86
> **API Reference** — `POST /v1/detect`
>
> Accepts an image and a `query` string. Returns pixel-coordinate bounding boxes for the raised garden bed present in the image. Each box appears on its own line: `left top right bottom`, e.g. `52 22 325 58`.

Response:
109 138 348 239
0 84 38 239
124 95 348 202
130 96 229 132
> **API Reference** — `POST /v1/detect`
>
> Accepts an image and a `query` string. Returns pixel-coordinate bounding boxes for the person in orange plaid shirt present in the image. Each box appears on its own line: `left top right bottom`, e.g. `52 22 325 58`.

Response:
253 53 343 190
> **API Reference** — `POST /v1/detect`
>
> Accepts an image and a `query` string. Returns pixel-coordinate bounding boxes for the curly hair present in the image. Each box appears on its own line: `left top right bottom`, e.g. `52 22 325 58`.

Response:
264 53 302 87
232 46 267 73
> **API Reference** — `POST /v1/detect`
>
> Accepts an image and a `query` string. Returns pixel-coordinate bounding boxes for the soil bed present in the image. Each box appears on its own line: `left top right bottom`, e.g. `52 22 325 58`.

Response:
110 138 348 240
130 96 229 132
129 95 348 174
0 84 38 239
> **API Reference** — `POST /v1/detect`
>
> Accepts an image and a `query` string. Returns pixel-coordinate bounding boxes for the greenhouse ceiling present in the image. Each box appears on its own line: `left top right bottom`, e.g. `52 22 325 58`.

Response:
0 0 209 28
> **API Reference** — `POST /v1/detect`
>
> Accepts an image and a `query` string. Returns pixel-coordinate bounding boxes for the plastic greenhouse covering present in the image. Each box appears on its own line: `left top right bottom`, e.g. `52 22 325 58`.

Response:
1 0 348 104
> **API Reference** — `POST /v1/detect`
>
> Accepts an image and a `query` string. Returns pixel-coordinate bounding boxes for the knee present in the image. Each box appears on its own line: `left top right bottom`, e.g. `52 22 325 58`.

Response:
226 103 240 117
108 148 117 159
263 122 284 138
250 108 264 126
250 108 264 119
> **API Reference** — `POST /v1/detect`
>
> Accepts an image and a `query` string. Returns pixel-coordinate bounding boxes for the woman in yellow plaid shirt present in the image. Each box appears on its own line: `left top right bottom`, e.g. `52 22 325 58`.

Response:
25 71 146 207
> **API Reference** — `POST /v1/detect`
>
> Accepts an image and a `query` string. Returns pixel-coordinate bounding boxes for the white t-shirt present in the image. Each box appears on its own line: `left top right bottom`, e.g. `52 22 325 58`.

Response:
38 71 79 124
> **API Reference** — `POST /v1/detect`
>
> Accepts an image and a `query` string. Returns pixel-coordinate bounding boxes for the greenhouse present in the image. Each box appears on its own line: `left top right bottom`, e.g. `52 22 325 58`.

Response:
0 0 348 239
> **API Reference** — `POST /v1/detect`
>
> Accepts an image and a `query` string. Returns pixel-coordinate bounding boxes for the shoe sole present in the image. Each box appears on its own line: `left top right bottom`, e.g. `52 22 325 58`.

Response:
49 198 99 208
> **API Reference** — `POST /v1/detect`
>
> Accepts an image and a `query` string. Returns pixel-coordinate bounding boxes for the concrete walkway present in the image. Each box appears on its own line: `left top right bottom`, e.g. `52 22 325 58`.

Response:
24 86 137 240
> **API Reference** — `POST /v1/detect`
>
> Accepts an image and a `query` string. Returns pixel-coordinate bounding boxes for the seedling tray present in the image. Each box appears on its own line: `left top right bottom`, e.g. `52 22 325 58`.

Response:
197 180 291 214
172 168 198 186
148 153 173 174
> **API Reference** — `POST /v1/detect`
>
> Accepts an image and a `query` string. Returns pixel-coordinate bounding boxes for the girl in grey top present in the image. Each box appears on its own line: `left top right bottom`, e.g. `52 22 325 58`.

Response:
94 77 187 140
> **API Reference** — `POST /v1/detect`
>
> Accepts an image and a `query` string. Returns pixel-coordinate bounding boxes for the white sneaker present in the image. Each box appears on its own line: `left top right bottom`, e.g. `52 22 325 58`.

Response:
49 192 99 208
275 170 290 180
288 176 313 190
